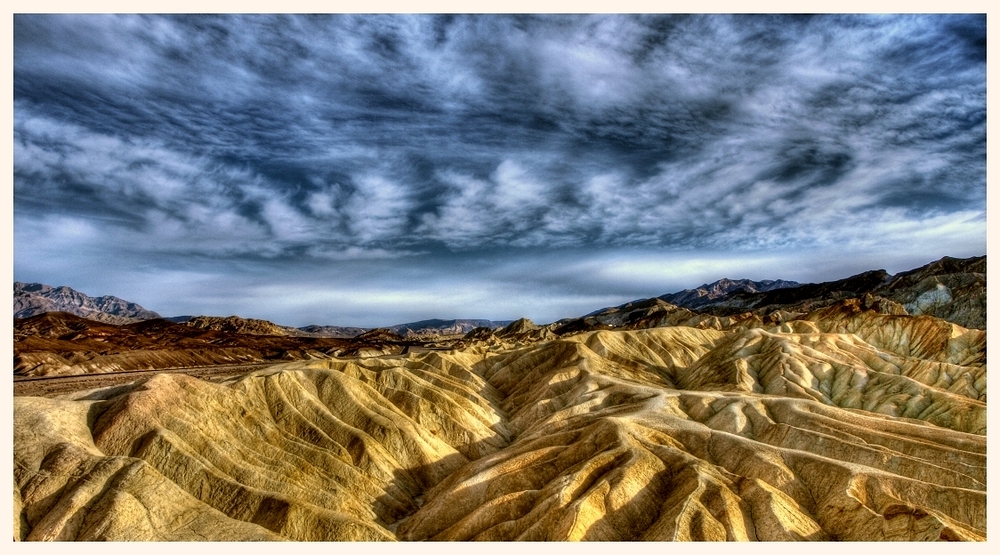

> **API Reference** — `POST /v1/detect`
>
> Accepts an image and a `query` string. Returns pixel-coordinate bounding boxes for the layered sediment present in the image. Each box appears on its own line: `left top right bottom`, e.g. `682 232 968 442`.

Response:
14 305 985 541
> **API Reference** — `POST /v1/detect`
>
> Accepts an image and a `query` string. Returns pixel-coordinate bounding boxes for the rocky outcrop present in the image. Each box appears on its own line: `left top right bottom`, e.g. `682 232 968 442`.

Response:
14 305 985 541
461 318 557 349
874 256 985 329
659 278 799 309
700 270 894 316
14 282 160 324
297 325 369 338
387 319 512 337
185 315 301 336
566 297 765 334
11 256 988 541
619 255 984 330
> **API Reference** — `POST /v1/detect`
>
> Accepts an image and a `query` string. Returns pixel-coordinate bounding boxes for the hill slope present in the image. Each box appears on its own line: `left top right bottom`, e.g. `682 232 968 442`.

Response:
14 301 985 541
387 319 513 337
688 255 985 329
658 278 799 309
14 282 161 324
575 255 984 333
12 255 987 541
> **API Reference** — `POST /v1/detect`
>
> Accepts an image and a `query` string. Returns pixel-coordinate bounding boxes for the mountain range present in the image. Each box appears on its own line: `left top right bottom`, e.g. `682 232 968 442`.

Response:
14 283 512 338
690 255 985 329
14 282 162 324
13 255 985 381
657 278 800 309
565 255 983 333
17 255 982 334
13 254 987 541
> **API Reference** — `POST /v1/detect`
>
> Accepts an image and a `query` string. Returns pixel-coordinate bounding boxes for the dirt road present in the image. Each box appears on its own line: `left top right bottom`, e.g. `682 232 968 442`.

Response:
13 363 276 398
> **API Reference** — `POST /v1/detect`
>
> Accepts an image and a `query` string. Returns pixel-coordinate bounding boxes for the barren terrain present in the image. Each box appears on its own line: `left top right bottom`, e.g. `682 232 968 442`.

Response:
12 257 987 541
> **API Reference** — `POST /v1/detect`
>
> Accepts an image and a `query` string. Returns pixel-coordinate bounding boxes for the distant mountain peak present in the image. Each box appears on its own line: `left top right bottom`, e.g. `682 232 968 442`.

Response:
659 278 800 309
386 318 512 337
14 282 160 324
501 318 537 335
185 315 295 336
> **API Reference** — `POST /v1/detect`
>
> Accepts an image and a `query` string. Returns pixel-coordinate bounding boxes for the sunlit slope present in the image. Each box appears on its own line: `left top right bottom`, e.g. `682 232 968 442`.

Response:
14 315 985 541
401 327 984 541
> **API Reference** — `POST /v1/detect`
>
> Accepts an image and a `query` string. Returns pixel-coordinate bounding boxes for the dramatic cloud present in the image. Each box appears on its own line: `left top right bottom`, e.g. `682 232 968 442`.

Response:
13 14 986 326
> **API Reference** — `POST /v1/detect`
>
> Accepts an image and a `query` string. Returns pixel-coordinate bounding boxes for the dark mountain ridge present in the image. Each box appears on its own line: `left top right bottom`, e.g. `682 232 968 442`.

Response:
561 255 985 333
658 278 800 309
701 270 893 314
296 324 369 338
12 282 512 339
15 255 984 338
13 254 985 384
14 282 161 325
691 255 984 329
386 318 514 337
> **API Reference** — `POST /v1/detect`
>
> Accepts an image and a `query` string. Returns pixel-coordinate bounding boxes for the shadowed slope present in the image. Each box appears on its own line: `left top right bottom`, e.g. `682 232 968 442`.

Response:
14 309 986 541
398 323 984 541
14 282 161 324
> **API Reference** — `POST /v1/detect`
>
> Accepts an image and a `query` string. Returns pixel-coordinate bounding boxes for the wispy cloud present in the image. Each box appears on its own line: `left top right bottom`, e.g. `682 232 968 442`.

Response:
14 14 985 326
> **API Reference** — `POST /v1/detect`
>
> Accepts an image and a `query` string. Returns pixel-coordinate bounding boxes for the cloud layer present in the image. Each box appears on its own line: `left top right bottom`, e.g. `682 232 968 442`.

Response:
13 14 986 326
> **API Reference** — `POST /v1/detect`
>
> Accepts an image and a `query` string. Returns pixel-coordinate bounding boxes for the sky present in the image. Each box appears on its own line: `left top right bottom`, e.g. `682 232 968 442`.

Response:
12 14 987 328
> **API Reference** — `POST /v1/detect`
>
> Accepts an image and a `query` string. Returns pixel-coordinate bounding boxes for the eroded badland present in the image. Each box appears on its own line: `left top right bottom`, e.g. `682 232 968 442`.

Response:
12 256 987 541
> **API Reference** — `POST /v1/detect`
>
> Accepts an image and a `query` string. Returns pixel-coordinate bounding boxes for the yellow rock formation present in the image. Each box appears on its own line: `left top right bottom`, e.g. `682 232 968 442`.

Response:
13 311 986 541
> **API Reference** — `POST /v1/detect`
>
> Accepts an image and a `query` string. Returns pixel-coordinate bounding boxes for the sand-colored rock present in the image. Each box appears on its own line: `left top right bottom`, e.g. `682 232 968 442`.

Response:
13 303 985 541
